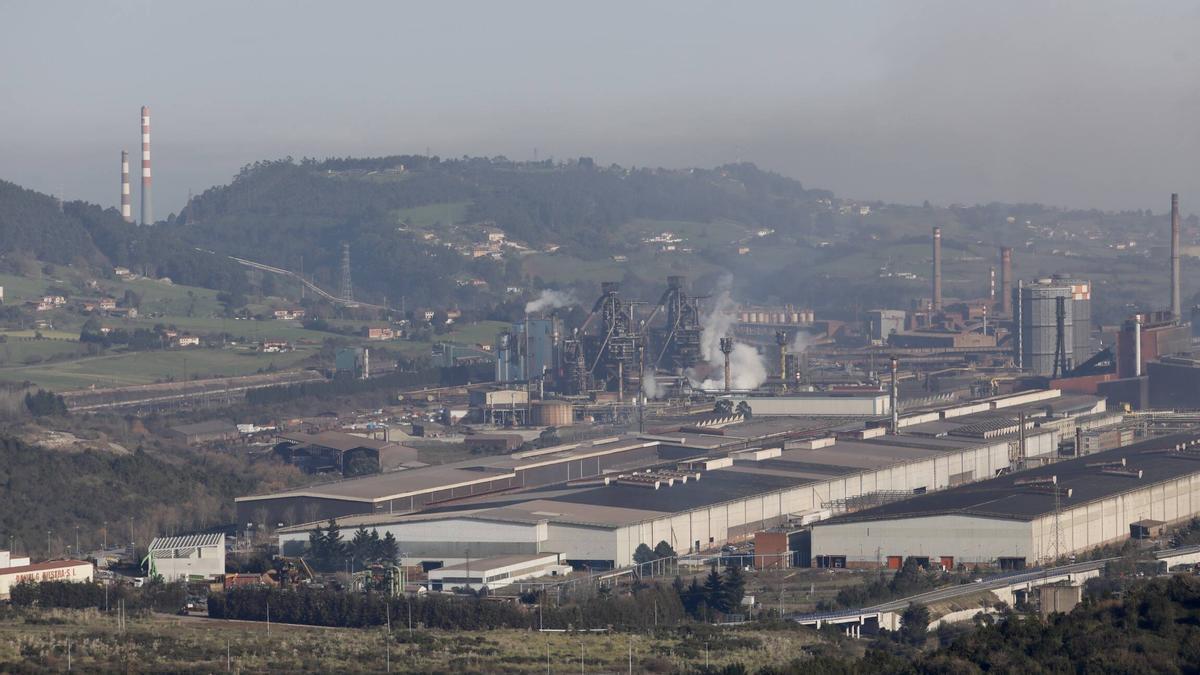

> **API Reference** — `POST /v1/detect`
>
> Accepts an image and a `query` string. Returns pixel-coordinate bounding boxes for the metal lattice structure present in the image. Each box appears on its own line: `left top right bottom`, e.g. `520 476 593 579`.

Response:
654 275 702 372
340 242 353 302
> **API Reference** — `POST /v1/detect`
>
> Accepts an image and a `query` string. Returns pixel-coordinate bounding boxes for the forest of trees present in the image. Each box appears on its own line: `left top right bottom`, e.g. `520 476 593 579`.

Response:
10 579 186 614
0 179 251 297
209 581 689 631
305 519 400 572
0 434 268 558
743 574 1200 674
167 156 834 308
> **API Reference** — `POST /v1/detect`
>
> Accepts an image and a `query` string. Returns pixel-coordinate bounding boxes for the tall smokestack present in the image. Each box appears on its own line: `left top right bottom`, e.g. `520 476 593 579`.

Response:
989 266 996 302
1172 193 1181 322
140 106 152 225
1000 247 1012 315
719 337 734 394
889 356 899 435
932 227 942 311
775 330 788 383
120 150 132 222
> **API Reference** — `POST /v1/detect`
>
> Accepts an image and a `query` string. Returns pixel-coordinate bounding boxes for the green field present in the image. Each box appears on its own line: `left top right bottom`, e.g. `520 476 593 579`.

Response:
0 267 224 318
0 345 318 390
0 337 89 367
0 318 507 390
392 201 471 228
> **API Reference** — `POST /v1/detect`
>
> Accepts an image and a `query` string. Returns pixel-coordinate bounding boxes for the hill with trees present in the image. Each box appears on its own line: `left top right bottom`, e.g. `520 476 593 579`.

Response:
773 574 1200 674
0 179 250 296
165 156 838 309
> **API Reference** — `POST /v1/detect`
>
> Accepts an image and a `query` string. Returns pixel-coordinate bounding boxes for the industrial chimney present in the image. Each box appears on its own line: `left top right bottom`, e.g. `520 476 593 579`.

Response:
889 356 899 434
120 150 132 222
1172 193 1181 322
932 227 942 311
1000 247 1013 315
719 337 734 393
140 106 152 225
774 330 789 383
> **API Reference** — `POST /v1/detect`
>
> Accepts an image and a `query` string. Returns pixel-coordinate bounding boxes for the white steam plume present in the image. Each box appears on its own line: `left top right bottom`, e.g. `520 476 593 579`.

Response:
689 276 768 391
643 371 660 399
790 331 817 354
525 289 577 314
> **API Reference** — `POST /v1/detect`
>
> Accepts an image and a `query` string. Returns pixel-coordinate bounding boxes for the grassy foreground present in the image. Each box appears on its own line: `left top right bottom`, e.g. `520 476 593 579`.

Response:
0 608 827 673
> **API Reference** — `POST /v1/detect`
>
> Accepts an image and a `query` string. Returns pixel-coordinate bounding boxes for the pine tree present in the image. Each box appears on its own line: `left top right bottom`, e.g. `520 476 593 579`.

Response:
653 540 677 559
368 529 382 562
723 563 746 611
380 532 399 563
320 518 344 570
703 565 728 613
308 522 326 558
634 543 656 565
351 526 372 565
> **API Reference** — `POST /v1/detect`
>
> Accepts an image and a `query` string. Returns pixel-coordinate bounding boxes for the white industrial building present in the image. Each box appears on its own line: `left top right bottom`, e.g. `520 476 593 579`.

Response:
427 552 570 591
722 392 891 417
260 389 1127 570
0 552 92 600
147 534 226 581
811 431 1200 570
278 425 1060 568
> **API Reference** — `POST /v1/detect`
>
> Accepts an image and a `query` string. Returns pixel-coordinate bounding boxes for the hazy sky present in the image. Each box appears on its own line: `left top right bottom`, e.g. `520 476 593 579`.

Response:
2 1 1199 217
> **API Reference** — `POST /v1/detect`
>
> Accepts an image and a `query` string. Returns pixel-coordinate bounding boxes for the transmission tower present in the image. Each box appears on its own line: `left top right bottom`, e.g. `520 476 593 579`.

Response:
1050 476 1065 564
340 243 354 302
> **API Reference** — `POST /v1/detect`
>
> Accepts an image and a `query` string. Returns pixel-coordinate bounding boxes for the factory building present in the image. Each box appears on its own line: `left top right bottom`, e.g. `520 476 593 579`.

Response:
810 431 1200 570
275 428 1053 568
273 431 406 476
1116 312 1190 379
866 310 906 343
427 553 570 591
0 554 93 600
1013 276 1092 377
167 420 240 446
1147 356 1200 409
239 437 663 528
253 390 1114 569
496 318 559 384
146 534 226 581
334 347 369 379
470 388 530 426
888 329 996 349
721 392 890 417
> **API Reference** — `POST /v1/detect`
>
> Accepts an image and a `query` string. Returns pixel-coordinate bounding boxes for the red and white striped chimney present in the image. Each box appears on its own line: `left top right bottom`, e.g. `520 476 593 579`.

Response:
140 106 152 225
120 150 132 222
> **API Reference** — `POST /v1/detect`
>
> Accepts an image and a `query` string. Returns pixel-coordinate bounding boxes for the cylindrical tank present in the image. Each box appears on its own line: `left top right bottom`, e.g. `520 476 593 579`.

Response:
531 400 573 427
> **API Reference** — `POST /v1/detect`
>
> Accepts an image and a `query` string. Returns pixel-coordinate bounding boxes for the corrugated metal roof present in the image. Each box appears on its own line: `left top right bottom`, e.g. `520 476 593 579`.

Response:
821 430 1200 524
148 533 224 551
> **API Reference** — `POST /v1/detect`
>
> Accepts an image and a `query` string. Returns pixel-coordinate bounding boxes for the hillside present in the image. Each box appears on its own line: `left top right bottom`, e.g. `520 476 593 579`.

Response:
171 157 836 308
2 158 1192 323
0 179 249 295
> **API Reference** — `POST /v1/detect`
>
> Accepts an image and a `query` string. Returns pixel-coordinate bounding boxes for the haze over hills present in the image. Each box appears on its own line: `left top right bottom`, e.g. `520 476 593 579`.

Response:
0 155 1194 323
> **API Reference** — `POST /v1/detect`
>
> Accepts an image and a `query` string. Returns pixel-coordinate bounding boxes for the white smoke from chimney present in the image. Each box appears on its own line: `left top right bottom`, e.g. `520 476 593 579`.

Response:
642 371 660 399
525 289 577 314
689 276 767 390
790 331 817 354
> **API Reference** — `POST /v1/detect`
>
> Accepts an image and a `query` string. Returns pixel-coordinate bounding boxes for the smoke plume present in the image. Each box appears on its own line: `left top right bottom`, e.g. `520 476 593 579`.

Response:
642 371 660 400
689 276 767 390
790 331 817 354
525 289 577 314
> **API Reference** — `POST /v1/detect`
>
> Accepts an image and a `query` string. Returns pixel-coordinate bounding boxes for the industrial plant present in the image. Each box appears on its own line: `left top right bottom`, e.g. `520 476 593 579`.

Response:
220 189 1200 593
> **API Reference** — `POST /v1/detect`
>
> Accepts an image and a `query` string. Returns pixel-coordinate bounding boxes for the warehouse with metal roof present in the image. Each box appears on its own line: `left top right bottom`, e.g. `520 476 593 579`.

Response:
275 427 1056 568
809 430 1200 571
250 389 1120 569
